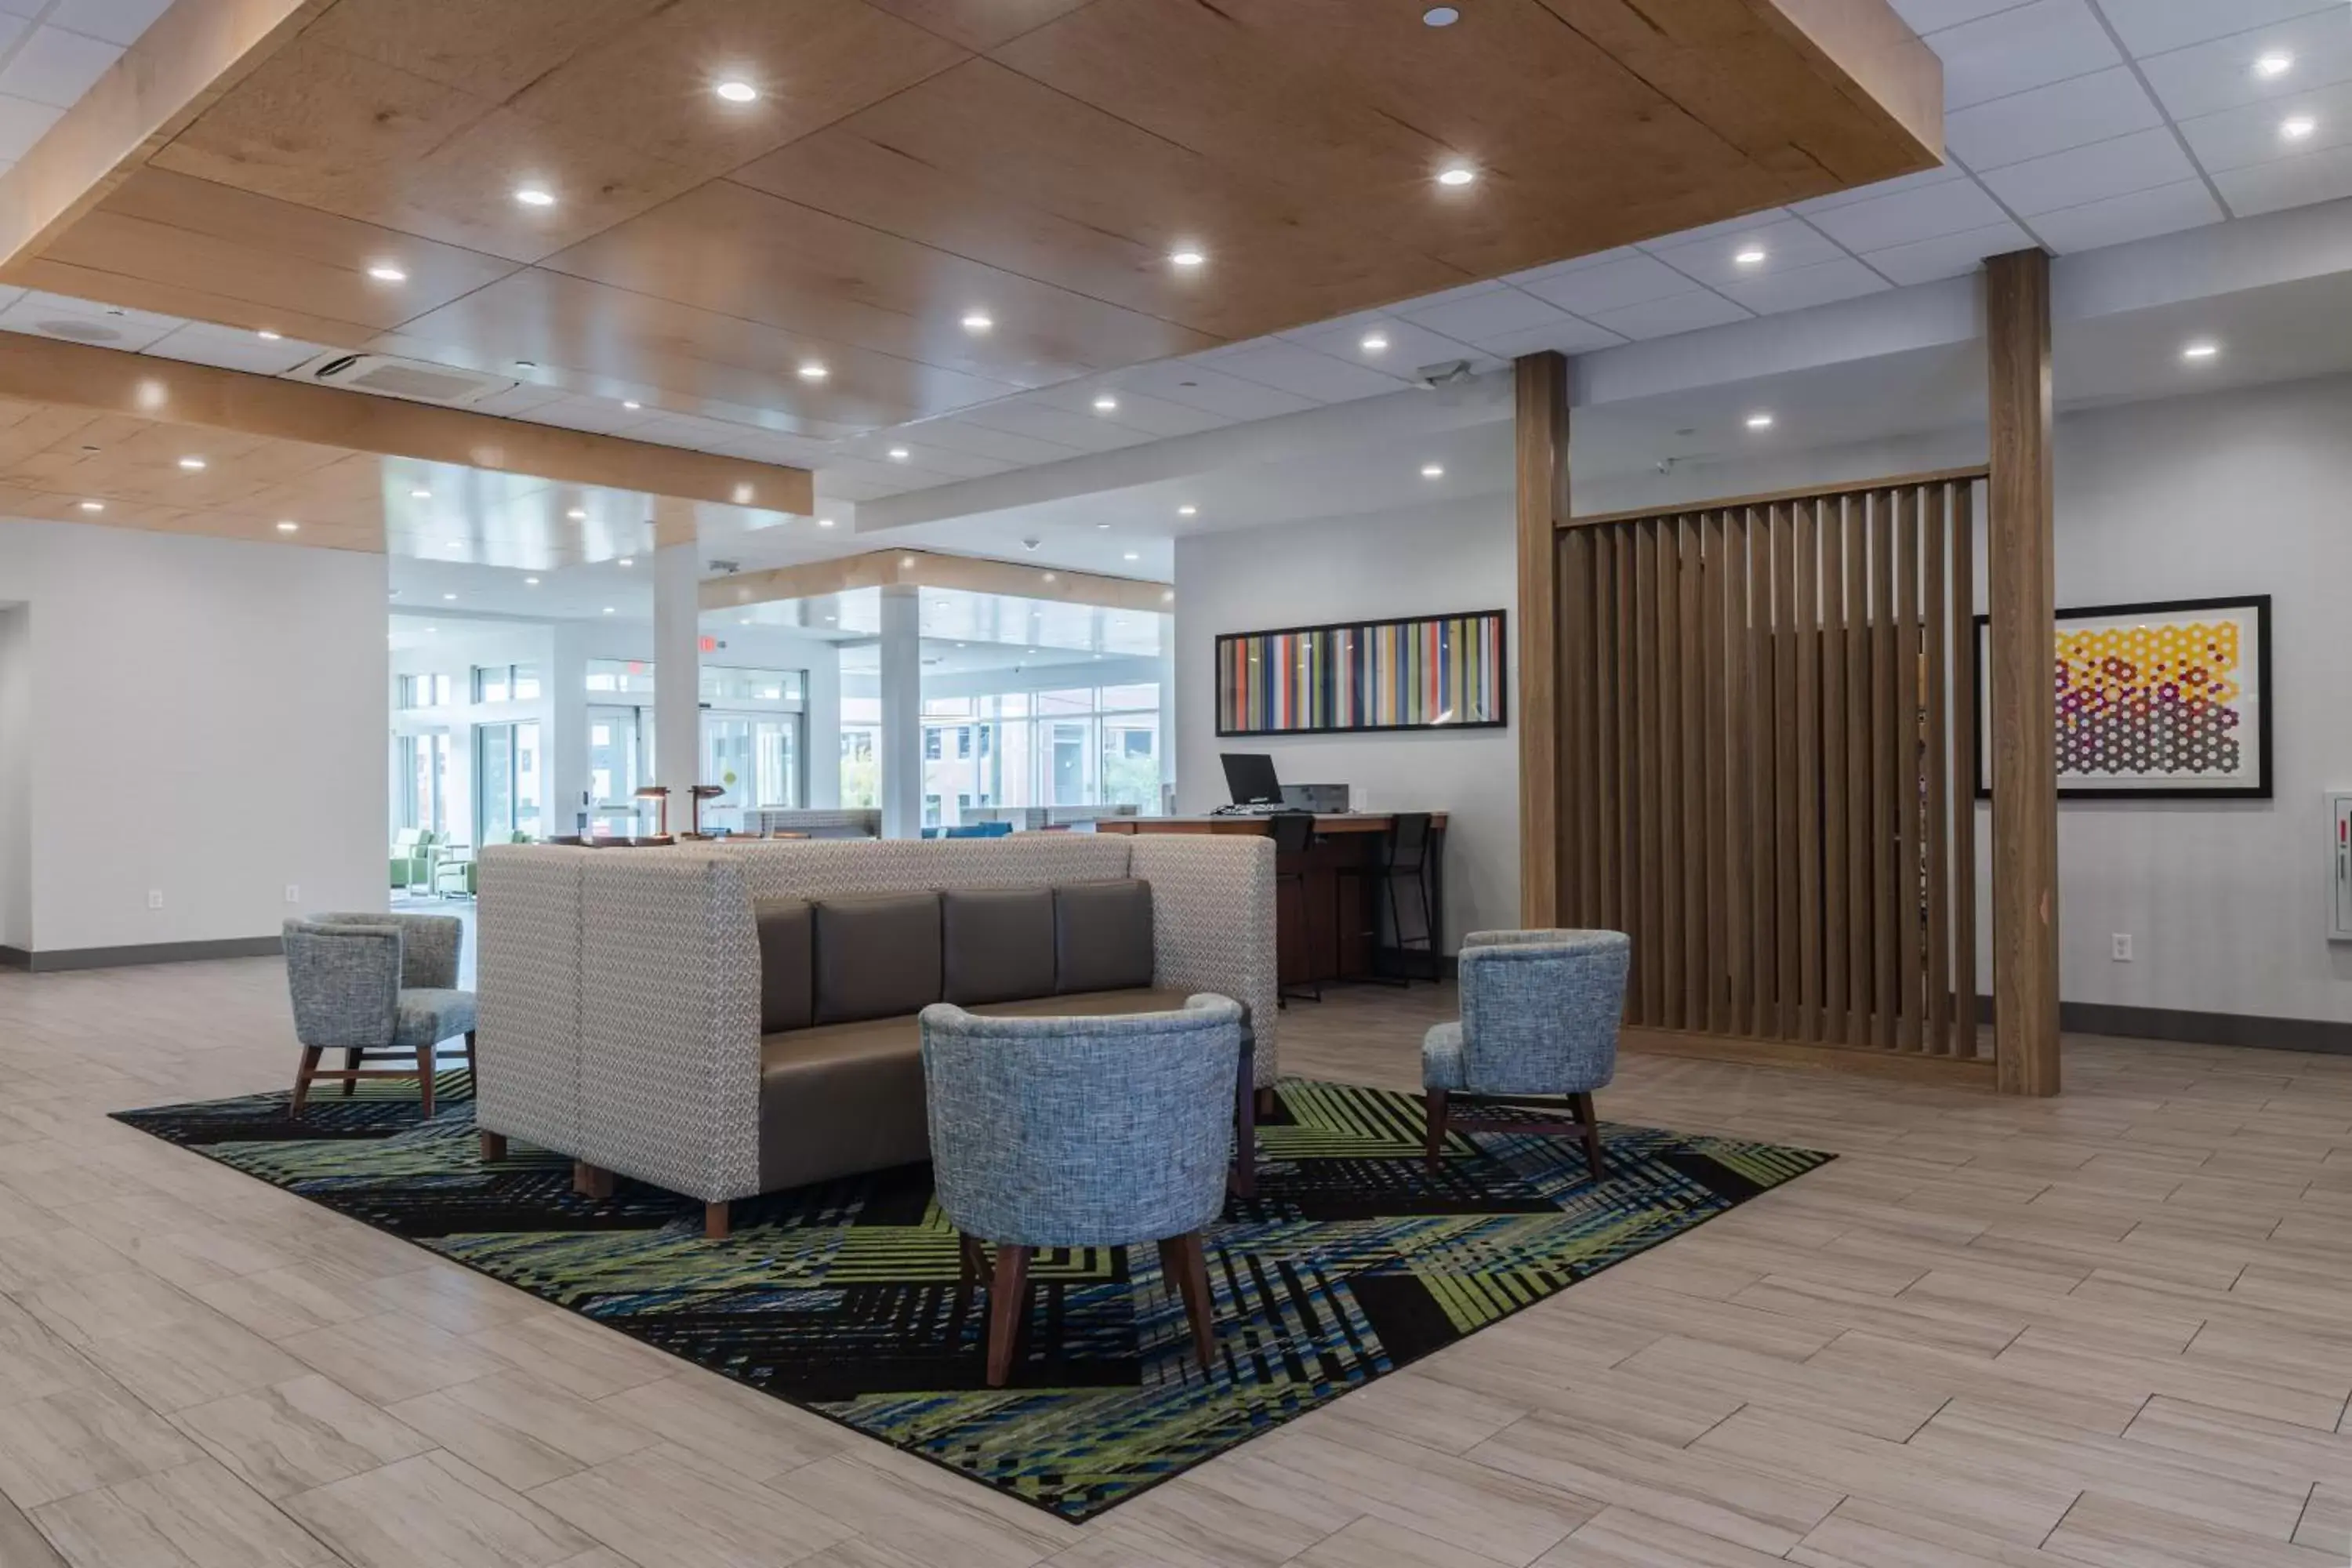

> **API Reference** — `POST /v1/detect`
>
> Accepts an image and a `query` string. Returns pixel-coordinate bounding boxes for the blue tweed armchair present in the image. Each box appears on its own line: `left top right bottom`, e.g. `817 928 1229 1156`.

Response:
1423 929 1631 1180
284 913 475 1119
920 995 1242 1386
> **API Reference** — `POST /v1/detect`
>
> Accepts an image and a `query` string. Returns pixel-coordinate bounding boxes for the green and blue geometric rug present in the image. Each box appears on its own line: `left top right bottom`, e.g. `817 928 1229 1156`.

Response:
114 1074 1829 1521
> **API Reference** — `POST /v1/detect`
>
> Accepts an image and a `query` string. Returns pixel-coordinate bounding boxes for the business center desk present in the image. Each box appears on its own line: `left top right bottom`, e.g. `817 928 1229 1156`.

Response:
1094 814 1446 988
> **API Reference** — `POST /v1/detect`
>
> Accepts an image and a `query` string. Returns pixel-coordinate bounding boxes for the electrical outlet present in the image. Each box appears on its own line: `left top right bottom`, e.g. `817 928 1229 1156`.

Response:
284 884 300 904
146 890 163 910
2111 933 2133 962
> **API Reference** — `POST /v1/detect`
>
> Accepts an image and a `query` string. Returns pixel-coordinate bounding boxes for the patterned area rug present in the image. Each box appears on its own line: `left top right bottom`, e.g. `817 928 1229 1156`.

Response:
114 1073 1831 1521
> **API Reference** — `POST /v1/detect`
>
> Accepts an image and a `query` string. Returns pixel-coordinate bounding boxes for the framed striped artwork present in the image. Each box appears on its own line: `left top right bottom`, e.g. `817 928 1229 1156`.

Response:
1216 610 1508 736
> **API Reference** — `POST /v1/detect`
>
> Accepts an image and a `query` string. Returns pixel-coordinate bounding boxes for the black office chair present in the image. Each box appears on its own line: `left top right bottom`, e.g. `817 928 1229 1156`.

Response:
1270 811 1321 1007
1381 811 1436 985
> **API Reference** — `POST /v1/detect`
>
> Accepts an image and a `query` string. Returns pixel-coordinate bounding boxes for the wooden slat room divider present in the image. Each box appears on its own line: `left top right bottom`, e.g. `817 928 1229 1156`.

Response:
1555 468 1991 1076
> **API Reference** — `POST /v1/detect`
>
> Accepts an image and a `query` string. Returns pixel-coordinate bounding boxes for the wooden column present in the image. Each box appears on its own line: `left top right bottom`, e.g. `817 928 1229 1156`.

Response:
1516 351 1570 928
1984 249 2061 1096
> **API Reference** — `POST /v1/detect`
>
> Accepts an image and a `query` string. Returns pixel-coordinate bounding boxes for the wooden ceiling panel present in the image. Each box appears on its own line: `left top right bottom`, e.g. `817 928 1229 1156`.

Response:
541 180 1217 388
15 169 520 334
299 0 662 102
506 0 969 176
862 0 1094 53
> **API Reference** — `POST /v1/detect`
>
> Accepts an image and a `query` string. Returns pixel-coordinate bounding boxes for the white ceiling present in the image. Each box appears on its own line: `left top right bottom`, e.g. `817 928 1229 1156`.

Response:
0 0 169 179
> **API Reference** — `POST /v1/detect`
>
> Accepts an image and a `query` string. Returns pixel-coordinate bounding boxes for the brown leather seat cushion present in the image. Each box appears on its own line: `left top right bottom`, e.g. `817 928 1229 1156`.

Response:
941 887 1054 1006
812 892 942 1024
753 899 813 1033
1054 880 1154 994
757 1018 931 1190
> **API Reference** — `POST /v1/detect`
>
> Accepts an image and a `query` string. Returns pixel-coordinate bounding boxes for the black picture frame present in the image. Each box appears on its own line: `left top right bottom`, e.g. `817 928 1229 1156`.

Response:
1214 609 1510 738
1972 593 2272 800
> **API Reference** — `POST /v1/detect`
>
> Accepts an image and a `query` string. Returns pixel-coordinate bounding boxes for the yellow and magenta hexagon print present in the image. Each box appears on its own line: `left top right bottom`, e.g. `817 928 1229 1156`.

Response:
2054 616 2243 780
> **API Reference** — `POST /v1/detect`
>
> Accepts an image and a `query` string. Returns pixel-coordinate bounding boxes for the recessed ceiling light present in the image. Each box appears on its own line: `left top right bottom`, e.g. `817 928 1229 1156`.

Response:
2255 51 2295 79
714 79 758 103
901 555 916 568
366 263 406 282
1746 412 1775 429
602 605 616 615
442 592 457 601
275 520 298 532
2182 341 2220 360
524 576 540 586
1178 504 1198 517
410 488 430 499
825 614 837 623
514 186 555 208
1027 648 1039 655
1042 572 1056 583
1360 332 1389 352
425 626 437 634
1436 165 1476 187
1733 246 1768 267
1123 551 1139 561
621 399 641 411
1092 394 1119 412
1169 249 1206 268
177 456 206 470
567 507 588 520
1423 5 1459 24
616 557 633 567
887 447 910 461
256 329 281 341
76 499 102 512
817 517 836 528
2281 114 2318 140
1096 522 1112 531
1420 463 1444 478
961 312 993 332
446 539 462 548
797 361 828 381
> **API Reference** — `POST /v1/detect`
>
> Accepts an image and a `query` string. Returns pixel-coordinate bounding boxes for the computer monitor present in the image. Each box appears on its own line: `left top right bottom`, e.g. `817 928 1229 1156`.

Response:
1221 752 1283 808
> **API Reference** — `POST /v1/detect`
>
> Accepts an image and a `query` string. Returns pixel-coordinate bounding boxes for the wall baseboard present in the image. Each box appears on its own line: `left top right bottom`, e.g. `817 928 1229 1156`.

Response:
0 935 285 973
1970 994 2352 1054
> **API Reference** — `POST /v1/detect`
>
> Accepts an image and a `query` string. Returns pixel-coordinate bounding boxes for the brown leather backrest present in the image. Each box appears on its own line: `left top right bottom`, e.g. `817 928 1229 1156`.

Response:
812 893 942 1025
941 887 1055 1005
753 899 813 1033
1054 879 1155 994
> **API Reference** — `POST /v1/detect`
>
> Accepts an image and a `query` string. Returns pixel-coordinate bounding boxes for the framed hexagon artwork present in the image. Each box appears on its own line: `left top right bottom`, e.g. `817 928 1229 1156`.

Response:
1973 596 2271 800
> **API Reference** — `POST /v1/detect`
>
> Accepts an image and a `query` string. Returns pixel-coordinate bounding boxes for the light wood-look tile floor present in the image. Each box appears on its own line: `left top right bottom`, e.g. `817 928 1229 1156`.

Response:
2 957 2350 1565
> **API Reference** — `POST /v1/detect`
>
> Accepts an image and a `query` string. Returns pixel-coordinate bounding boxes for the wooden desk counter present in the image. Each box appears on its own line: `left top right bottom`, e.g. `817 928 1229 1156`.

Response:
1093 813 1446 985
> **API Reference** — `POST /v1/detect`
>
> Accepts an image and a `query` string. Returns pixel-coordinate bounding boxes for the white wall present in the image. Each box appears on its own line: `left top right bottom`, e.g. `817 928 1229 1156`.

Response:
1581 372 2352 1028
0 604 29 950
1174 496 1519 950
0 522 385 955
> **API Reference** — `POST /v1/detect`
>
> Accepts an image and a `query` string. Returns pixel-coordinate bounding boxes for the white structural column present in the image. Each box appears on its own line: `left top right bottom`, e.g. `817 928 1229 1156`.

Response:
543 621 593 837
652 542 702 833
878 582 923 838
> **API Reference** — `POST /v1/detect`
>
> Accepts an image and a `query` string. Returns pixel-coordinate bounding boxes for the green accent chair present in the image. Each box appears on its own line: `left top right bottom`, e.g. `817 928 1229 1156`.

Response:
390 829 437 891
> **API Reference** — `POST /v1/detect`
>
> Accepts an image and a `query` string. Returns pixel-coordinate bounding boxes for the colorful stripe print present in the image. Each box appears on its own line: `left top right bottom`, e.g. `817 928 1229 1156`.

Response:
1217 612 1506 735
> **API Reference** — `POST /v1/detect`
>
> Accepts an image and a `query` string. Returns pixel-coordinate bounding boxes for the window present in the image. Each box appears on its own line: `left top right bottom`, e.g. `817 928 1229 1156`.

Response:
396 673 452 710
395 731 454 833
475 722 543 842
700 666 804 705
917 681 1162 825
585 659 656 695
840 697 880 808
588 706 648 828
701 713 800 822
471 662 543 703
924 729 942 761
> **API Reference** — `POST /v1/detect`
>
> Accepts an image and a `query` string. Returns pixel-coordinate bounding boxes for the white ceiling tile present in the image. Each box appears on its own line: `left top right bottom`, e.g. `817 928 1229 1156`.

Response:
1646 217 1846 287
2096 0 2341 60
953 398 1159 452
1282 317 1491 372
0 25 119 108
467 383 572 418
522 397 663 437
1859 219 2038 283
1113 360 1320 421
2177 79 2352 172
1028 383 1236 439
1392 282 1566 343
2211 139 2352 215
1894 0 2038 30
1515 252 1697 315
1504 247 1644 287
0 289 178 350
0 13 29 58
1465 318 1629 359
1933 0 2121 110
1638 209 1795 247
2027 176 2224 249
1805 175 2013 251
2138 9 2352 122
1579 290 1752 340
888 418 1086 466
0 93 60 161
1946 66 2164 169
44 0 173 46
1717 256 1894 313
1793 165 1969 214
1978 125 2198 214
1195 341 1417 404
143 321 321 375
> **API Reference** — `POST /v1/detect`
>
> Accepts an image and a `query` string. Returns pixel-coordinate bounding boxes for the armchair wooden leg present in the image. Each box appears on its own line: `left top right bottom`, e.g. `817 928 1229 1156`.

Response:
985 1243 1031 1388
464 1029 477 1078
1424 1088 1449 1170
572 1160 615 1200
339 1047 361 1098
1158 1232 1218 1374
478 1131 506 1163
416 1043 436 1120
1574 1091 1606 1181
1255 1087 1277 1120
292 1047 321 1115
704 1201 730 1241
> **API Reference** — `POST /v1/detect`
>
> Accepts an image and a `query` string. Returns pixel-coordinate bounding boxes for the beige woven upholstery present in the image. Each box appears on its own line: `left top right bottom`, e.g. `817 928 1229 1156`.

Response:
474 834 1277 1205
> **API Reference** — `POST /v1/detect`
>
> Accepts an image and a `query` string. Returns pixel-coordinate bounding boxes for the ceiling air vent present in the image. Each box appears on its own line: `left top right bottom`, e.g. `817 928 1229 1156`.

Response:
286 351 515 406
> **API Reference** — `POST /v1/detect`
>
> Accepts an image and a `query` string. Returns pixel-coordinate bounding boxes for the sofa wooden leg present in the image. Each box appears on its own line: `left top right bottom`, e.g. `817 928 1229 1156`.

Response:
985 1243 1031 1388
479 1131 507 1163
1159 1232 1217 1374
1575 1091 1606 1181
416 1044 436 1120
572 1160 614 1200
291 1047 321 1115
340 1047 361 1098
1424 1088 1449 1170
1254 1086 1277 1119
704 1201 731 1241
